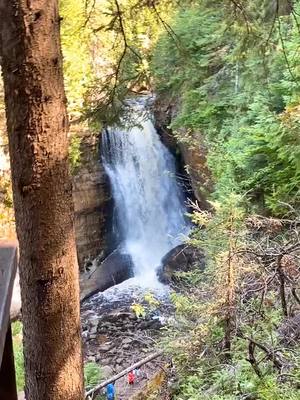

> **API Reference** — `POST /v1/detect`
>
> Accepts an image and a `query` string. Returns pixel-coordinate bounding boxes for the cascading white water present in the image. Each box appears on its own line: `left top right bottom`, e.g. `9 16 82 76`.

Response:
102 102 188 287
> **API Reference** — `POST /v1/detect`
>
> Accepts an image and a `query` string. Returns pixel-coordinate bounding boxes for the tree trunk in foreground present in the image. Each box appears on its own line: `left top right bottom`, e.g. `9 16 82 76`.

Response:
0 1 84 399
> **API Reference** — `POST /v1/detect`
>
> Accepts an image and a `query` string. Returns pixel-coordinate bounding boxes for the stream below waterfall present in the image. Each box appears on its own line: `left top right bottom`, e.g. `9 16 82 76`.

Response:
101 98 189 288
81 99 191 398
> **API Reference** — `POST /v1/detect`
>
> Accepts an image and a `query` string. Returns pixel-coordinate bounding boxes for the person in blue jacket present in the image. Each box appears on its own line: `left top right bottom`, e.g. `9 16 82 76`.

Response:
106 381 116 400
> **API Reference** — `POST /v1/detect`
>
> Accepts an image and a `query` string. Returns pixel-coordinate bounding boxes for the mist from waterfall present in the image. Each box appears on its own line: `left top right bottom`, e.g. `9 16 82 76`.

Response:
102 102 188 286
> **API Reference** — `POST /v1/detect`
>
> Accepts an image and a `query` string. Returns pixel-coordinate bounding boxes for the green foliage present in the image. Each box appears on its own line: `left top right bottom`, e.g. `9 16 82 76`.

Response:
152 0 300 215
60 0 93 117
131 291 161 318
0 174 13 209
131 302 146 319
84 361 102 391
82 0 178 125
11 321 22 336
69 134 82 173
162 197 300 399
12 321 25 392
144 291 160 309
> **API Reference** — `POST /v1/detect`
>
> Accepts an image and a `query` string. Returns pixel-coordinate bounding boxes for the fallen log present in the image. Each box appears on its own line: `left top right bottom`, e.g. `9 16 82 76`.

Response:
85 350 164 399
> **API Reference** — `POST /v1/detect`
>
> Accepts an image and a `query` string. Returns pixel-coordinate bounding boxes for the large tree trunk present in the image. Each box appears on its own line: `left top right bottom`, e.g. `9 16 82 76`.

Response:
0 1 84 399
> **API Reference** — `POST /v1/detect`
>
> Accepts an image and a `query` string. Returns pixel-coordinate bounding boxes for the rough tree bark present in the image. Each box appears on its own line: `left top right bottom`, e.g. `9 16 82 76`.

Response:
0 1 84 399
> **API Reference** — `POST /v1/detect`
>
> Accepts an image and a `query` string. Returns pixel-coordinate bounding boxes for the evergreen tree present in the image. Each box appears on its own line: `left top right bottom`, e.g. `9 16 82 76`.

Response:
152 0 300 215
0 1 84 399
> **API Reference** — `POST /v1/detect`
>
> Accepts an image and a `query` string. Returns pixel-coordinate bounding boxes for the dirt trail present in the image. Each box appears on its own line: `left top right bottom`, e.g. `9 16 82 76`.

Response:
114 363 160 399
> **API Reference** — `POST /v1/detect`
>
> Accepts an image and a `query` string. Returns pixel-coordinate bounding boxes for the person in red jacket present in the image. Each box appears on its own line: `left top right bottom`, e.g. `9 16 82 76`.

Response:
128 371 135 385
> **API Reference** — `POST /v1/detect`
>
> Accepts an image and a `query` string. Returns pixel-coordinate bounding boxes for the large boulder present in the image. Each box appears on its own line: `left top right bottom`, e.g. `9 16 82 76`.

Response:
157 244 205 284
80 248 134 300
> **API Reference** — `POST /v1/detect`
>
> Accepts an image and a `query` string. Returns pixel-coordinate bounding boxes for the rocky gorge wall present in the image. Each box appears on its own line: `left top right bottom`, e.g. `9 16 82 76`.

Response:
2 95 209 274
1 117 113 271
153 96 212 209
72 125 113 270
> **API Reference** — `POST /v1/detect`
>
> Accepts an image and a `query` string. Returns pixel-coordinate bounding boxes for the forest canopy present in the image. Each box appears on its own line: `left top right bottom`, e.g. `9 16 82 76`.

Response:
151 0 300 215
1 1 300 399
59 0 300 215
60 4 300 396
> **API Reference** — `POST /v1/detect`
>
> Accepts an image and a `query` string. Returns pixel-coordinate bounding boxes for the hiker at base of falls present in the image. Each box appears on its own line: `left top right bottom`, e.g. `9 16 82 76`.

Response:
134 368 141 382
106 381 116 400
128 371 135 385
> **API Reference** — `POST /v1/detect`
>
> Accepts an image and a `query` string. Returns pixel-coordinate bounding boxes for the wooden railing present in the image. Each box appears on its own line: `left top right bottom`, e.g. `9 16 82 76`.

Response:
0 241 18 400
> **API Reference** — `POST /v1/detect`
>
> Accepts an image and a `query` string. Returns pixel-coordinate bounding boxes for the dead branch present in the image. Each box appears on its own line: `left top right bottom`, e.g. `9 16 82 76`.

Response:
291 287 300 305
278 255 288 317
241 335 284 371
247 341 262 378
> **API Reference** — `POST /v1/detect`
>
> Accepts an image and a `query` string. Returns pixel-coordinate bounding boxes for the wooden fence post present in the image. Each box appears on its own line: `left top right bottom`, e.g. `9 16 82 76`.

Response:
0 241 18 400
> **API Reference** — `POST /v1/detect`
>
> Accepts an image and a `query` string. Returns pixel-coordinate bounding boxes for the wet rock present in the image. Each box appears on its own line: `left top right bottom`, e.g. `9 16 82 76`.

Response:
82 330 89 340
90 325 98 335
99 343 114 353
157 244 205 285
102 365 114 379
122 337 132 345
115 357 124 365
138 318 162 331
81 282 172 376
80 248 134 300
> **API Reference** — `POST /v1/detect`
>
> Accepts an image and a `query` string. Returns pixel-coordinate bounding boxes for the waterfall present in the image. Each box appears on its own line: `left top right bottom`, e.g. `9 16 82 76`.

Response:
102 101 188 286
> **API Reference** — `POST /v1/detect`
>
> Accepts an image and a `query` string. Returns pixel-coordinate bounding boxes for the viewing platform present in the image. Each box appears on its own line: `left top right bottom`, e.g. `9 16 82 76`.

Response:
0 241 18 400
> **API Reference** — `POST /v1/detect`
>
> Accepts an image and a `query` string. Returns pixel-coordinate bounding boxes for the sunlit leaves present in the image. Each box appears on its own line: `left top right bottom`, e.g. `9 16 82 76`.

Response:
152 0 300 215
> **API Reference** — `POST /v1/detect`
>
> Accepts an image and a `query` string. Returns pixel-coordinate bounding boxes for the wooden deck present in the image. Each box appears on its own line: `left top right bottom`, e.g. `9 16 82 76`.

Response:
0 241 18 400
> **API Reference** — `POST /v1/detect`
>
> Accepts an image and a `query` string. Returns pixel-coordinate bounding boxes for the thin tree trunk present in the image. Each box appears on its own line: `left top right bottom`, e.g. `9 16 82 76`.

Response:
277 255 288 317
247 340 262 378
0 1 84 399
224 215 235 360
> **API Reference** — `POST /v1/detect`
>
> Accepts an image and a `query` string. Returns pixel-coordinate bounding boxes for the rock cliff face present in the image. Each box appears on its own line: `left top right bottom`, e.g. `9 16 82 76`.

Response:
72 127 113 270
178 131 212 208
154 97 212 209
